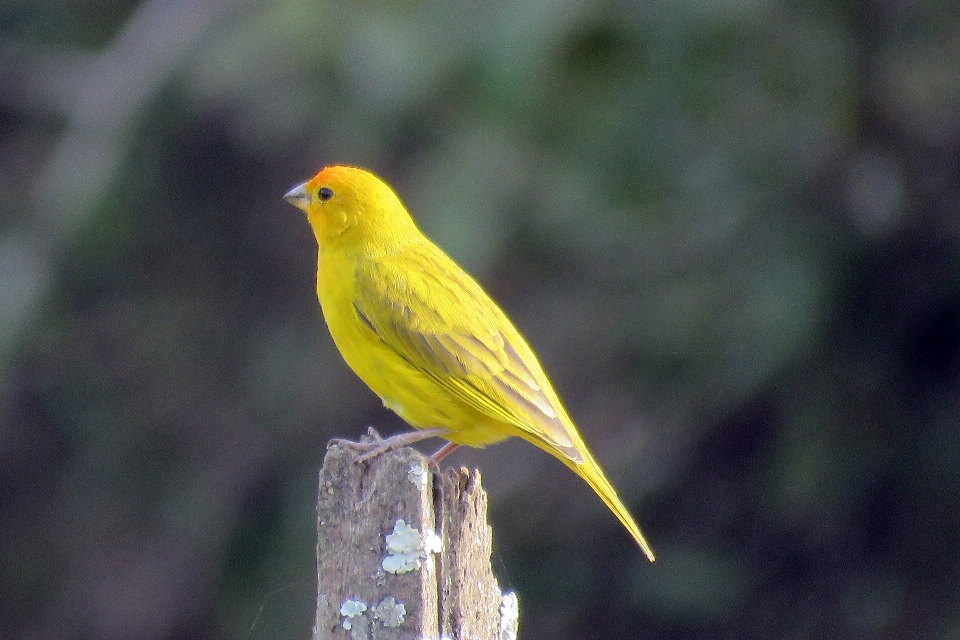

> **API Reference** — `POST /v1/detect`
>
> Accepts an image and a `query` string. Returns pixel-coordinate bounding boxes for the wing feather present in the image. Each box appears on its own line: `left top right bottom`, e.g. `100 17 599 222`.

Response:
352 244 581 462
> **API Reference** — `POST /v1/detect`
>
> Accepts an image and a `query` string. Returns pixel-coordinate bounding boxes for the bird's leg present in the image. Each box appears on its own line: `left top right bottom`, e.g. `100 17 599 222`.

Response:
430 441 460 463
331 426 449 463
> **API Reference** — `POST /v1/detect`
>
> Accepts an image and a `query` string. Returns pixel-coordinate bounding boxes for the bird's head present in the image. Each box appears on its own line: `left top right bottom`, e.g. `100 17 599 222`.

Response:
284 165 422 253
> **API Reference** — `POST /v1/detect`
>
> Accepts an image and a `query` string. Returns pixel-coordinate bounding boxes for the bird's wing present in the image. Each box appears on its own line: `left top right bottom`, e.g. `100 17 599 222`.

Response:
352 245 582 463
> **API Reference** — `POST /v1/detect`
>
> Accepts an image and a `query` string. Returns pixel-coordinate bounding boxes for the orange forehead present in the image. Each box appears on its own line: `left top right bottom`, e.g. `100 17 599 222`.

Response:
310 165 363 184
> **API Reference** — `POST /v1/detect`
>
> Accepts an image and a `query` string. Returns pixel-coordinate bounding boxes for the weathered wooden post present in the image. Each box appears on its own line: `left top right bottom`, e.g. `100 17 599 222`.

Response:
314 443 519 640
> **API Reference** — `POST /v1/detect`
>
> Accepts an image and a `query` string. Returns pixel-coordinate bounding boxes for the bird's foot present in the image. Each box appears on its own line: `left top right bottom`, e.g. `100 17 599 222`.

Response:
331 426 450 464
330 426 385 455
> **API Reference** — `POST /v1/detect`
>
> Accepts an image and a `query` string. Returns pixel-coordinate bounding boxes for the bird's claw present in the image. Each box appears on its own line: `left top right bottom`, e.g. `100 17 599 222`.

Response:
329 426 387 460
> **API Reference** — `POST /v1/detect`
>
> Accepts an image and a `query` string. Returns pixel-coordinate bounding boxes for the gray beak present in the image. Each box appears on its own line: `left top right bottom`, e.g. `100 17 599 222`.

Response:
283 182 311 209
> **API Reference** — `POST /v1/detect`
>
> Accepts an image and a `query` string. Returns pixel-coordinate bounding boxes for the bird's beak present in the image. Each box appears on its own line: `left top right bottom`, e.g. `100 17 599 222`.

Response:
283 182 311 210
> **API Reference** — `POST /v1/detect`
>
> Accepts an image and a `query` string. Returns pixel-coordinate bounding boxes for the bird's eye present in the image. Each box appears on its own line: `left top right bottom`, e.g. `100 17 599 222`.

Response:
318 187 334 202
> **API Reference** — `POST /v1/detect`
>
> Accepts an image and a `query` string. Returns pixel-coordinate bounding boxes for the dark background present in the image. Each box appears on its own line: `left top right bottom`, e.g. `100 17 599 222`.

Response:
2 0 959 638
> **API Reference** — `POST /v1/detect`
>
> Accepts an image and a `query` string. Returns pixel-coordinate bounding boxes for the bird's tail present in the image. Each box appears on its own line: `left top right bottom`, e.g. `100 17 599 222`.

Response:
569 449 656 562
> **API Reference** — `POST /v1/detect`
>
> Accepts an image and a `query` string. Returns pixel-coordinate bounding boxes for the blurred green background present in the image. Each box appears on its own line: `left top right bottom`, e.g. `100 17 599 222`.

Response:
2 0 959 638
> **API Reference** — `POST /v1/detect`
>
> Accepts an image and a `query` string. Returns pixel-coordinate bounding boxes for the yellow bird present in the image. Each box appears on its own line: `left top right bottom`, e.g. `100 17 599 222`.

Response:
285 166 655 561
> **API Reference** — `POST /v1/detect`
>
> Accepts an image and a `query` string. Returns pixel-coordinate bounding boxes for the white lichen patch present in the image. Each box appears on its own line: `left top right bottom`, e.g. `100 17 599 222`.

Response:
422 528 442 554
339 599 367 631
382 520 422 573
499 591 519 640
382 520 442 574
372 596 406 628
408 462 429 489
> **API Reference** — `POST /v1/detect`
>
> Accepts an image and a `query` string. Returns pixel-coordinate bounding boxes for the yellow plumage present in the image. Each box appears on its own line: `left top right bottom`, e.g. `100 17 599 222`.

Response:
284 165 655 561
